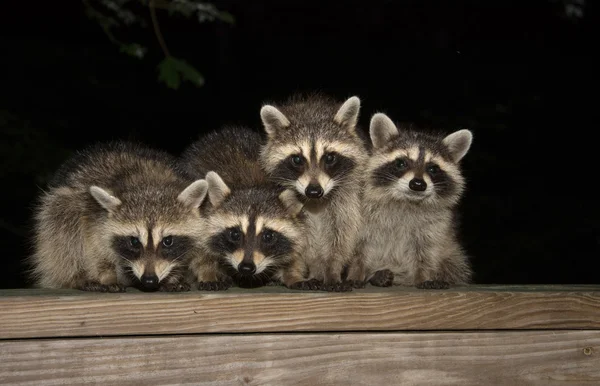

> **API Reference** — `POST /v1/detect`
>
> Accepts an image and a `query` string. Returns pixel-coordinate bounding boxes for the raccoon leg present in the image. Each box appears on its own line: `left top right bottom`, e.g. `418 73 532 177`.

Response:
344 259 367 289
77 263 126 292
368 269 394 287
192 261 232 291
159 279 191 292
323 260 353 292
281 260 322 291
78 281 126 293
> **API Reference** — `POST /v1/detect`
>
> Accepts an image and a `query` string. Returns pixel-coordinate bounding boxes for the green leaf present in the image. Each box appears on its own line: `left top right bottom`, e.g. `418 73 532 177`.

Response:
157 56 204 90
157 57 181 89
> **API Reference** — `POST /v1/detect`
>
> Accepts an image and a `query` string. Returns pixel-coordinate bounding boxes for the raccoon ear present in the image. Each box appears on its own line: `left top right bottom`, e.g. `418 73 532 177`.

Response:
334 96 361 130
443 129 473 163
178 179 208 210
278 189 304 217
369 113 398 149
260 105 290 136
89 186 121 213
205 171 231 208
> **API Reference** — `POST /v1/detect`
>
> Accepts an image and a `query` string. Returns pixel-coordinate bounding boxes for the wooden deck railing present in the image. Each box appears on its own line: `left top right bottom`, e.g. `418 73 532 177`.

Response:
1 285 599 385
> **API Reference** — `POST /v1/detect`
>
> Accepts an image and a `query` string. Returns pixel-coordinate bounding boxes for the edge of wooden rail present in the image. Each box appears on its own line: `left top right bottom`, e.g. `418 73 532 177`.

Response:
1 284 599 339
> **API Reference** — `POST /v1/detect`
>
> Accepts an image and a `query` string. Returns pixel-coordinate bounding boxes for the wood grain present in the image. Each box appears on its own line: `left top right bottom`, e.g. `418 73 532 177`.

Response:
1 285 599 339
1 331 599 385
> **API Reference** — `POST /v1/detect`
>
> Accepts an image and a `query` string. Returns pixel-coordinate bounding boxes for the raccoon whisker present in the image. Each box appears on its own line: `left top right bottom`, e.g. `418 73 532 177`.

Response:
117 254 134 267
170 251 188 264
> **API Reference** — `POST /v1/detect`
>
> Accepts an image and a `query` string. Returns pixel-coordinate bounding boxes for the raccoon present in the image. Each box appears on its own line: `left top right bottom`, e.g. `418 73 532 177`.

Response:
259 93 369 291
28 141 208 292
359 113 473 289
179 126 314 290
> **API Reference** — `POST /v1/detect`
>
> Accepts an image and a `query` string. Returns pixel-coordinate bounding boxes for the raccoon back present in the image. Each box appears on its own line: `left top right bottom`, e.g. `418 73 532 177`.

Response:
179 126 268 188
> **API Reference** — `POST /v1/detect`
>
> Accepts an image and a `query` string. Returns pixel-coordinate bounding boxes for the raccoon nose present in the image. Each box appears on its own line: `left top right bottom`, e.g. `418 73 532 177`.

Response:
409 178 427 192
238 262 256 275
305 184 324 198
140 274 159 290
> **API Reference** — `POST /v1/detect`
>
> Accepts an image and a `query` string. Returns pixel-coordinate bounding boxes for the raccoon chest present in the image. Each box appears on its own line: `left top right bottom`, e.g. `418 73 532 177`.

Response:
364 211 442 267
304 209 334 262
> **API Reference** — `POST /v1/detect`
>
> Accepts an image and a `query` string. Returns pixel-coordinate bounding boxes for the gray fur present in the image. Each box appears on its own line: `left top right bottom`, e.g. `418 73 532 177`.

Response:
259 93 369 290
28 141 207 291
361 114 473 287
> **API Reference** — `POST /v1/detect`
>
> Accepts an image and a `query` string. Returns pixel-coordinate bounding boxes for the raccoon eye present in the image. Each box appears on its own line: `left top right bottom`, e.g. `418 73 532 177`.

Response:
290 155 303 166
324 153 337 165
427 164 440 175
396 159 408 170
261 230 277 245
162 236 173 247
228 228 242 242
129 237 141 248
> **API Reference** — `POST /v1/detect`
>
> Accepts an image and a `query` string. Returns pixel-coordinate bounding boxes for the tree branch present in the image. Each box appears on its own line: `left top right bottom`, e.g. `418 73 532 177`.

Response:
149 0 170 57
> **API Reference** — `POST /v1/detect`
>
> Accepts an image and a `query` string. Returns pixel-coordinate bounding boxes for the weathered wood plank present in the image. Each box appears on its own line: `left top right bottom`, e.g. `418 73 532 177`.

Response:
1 331 598 385
1 286 599 339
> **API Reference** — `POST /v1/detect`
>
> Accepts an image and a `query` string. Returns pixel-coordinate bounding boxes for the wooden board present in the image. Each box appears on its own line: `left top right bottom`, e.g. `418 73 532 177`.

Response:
1 331 599 385
1 285 599 339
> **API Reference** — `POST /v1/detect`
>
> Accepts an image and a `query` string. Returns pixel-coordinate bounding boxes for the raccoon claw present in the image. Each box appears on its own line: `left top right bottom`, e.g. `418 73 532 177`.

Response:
288 279 322 291
197 281 231 291
416 280 450 290
80 282 126 293
323 281 353 292
159 282 191 292
345 280 366 289
369 269 394 287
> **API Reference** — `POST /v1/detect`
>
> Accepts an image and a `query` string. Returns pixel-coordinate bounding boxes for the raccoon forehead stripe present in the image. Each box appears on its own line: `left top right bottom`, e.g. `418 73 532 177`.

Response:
263 141 311 167
152 228 162 248
255 217 265 235
407 146 419 160
369 149 411 169
260 218 301 240
207 214 247 232
103 222 147 240
316 139 365 161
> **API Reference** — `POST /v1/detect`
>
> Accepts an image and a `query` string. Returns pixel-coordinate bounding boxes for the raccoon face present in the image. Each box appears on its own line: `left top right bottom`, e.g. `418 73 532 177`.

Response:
368 113 472 207
203 172 305 286
90 179 208 291
259 96 367 200
110 231 196 291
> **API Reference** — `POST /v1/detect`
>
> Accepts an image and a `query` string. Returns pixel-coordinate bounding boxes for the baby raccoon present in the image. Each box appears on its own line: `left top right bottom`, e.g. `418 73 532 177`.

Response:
179 126 313 290
29 141 208 292
259 93 369 291
360 113 473 289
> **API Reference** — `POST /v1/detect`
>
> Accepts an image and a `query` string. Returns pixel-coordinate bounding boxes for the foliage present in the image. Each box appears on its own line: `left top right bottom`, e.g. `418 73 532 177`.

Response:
82 0 234 89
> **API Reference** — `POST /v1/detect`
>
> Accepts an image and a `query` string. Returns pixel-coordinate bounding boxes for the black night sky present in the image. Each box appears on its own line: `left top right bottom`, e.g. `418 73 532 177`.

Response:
1 0 597 289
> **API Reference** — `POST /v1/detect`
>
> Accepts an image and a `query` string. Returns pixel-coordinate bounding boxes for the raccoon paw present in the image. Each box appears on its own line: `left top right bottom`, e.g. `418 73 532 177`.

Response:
197 281 231 291
159 282 191 292
323 281 353 292
369 270 394 287
80 282 126 293
265 280 284 287
288 279 322 291
345 280 366 289
416 280 450 290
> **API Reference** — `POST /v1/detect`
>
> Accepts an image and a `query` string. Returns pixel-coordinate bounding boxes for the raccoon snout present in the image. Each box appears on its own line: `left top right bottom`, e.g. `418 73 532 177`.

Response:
238 262 257 275
305 184 324 198
409 178 427 192
140 273 160 290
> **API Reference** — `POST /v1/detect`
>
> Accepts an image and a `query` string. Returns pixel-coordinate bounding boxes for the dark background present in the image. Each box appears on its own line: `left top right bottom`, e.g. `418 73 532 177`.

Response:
1 0 597 289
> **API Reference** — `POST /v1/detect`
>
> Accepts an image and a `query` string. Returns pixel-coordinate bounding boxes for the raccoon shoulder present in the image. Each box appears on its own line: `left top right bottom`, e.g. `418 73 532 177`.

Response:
49 140 179 189
179 126 268 188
